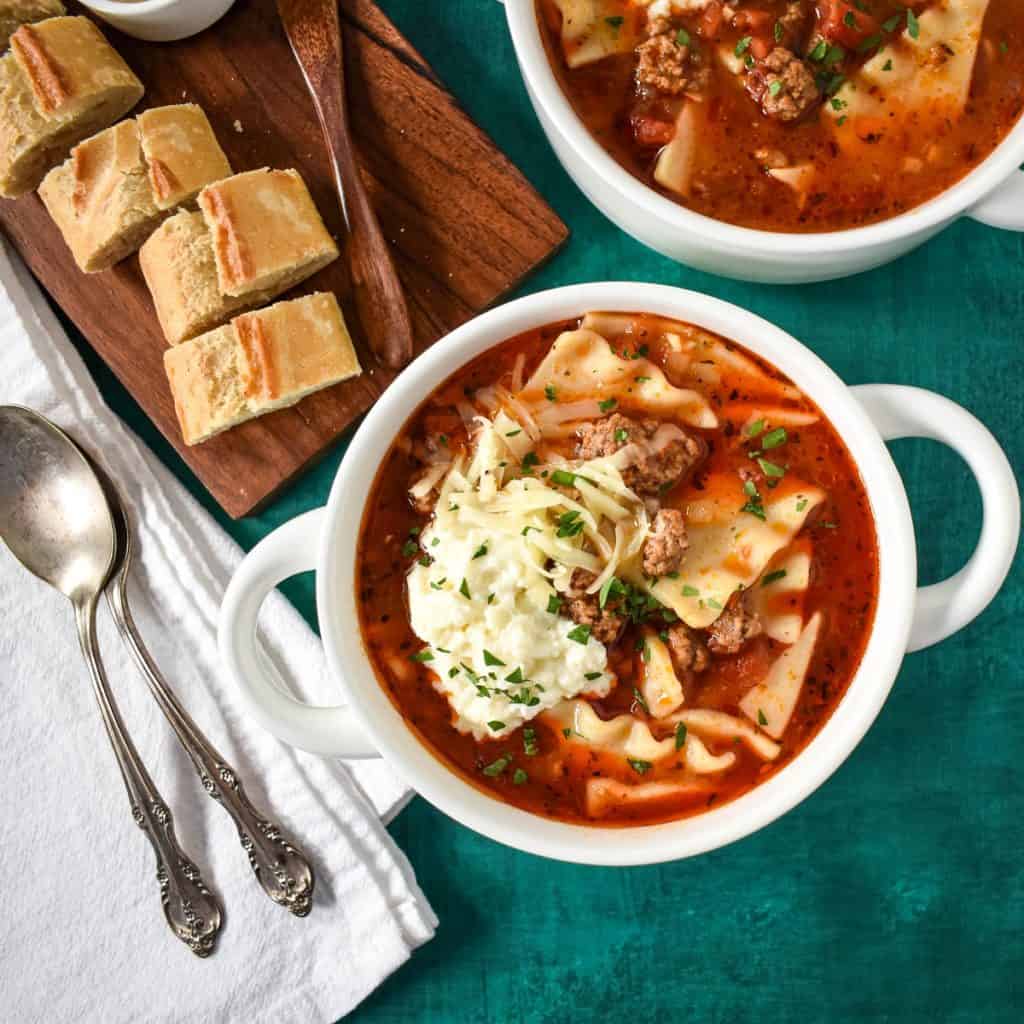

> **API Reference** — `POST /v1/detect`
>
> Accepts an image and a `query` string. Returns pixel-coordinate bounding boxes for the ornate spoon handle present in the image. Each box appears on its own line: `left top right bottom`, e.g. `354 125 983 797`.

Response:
73 597 222 957
107 568 314 917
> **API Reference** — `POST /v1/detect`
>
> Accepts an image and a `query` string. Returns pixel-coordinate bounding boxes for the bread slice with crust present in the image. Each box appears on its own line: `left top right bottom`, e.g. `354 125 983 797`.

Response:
164 292 362 445
0 17 143 197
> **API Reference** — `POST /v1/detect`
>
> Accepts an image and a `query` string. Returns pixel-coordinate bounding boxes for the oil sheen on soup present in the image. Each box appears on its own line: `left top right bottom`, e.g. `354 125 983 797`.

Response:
537 1 1024 231
357 313 879 826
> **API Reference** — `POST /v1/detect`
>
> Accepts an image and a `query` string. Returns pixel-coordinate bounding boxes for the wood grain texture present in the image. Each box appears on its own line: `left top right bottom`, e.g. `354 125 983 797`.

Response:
277 0 415 369
0 0 567 517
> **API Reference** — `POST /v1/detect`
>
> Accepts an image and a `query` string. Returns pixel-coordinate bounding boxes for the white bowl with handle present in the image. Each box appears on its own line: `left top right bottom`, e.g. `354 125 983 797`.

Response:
499 0 1024 283
219 282 1019 865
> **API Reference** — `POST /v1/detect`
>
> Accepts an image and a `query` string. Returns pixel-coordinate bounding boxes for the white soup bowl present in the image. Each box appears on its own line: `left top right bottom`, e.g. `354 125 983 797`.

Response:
220 283 1019 865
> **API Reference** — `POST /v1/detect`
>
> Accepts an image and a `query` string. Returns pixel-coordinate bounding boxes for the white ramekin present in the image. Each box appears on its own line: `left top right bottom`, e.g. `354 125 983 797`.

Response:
79 0 236 42
219 283 1019 865
500 0 1024 283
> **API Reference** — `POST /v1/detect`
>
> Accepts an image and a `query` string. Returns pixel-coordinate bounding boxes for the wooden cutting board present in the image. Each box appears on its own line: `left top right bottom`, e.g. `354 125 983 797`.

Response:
0 0 567 517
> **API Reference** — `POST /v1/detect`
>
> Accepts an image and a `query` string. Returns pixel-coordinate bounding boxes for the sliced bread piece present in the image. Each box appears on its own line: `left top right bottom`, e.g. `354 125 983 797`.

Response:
164 292 362 445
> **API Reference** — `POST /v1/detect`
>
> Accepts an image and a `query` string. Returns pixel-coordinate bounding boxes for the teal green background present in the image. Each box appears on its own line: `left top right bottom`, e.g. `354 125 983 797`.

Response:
65 2 1023 1020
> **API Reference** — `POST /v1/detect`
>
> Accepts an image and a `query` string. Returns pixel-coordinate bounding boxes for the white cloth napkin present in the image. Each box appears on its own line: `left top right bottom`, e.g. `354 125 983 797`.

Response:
0 239 436 1023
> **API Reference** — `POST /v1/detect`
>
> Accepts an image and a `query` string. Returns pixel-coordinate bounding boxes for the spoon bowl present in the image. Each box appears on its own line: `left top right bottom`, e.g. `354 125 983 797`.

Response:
0 406 115 603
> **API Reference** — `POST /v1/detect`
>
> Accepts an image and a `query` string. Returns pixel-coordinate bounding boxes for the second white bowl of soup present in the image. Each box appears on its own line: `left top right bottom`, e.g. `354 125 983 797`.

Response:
220 283 1018 864
504 0 1024 283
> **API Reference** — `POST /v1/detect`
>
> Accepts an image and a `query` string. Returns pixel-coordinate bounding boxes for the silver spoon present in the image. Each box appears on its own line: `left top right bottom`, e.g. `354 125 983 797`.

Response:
93 470 314 917
0 406 222 957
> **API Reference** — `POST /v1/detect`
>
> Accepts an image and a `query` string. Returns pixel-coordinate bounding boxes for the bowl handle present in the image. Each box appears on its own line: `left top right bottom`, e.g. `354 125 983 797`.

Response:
851 385 1019 653
218 507 379 758
967 170 1024 231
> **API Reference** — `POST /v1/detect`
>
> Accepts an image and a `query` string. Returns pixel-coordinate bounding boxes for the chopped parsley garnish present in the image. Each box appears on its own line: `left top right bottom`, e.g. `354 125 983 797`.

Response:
614 427 629 443
761 426 788 449
757 709 768 727
634 375 651 383
598 397 617 413
505 666 525 684
906 8 920 39
544 384 558 402
522 524 540 537
745 418 765 438
628 758 652 775
512 768 529 786
523 727 538 757
774 20 784 43
757 457 786 478
459 578 471 599
566 623 592 645
808 39 828 61
741 479 767 520
682 584 700 598
474 682 489 695
505 428 521 437
735 35 752 57
706 598 723 610
768 80 783 97
551 469 577 487
483 649 505 667
472 542 488 559
408 649 434 663
762 569 788 586
584 671 603 681
796 497 808 512
450 667 461 679
482 754 512 777
556 510 585 538
843 10 857 28
430 578 446 590
674 722 688 751
857 33 881 52
676 28 691 47
882 12 903 32
882 58 893 71
400 539 419 558
604 15 624 29
599 575 623 609
546 593 563 614
521 451 539 473
488 720 506 731
632 686 650 713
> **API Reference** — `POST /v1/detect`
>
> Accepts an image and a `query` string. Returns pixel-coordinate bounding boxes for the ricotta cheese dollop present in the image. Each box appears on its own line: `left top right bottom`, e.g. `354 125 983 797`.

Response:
407 523 610 740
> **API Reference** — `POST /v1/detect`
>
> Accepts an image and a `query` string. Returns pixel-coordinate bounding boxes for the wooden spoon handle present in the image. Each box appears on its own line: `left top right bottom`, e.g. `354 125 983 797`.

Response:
277 0 414 369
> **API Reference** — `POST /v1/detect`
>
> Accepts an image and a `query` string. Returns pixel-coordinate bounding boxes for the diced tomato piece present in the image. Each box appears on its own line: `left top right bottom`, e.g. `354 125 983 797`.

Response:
631 115 676 148
699 1 724 39
733 9 774 59
816 0 881 49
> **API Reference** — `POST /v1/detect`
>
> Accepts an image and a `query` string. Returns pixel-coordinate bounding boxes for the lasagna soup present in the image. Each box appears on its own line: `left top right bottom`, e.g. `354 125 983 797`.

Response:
357 313 878 825
538 1 1024 231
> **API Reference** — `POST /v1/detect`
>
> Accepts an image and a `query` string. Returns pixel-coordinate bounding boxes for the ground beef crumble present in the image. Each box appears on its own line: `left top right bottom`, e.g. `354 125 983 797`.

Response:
745 47 820 122
564 569 626 646
666 622 710 674
575 413 706 497
642 508 688 578
706 594 763 654
634 16 708 98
